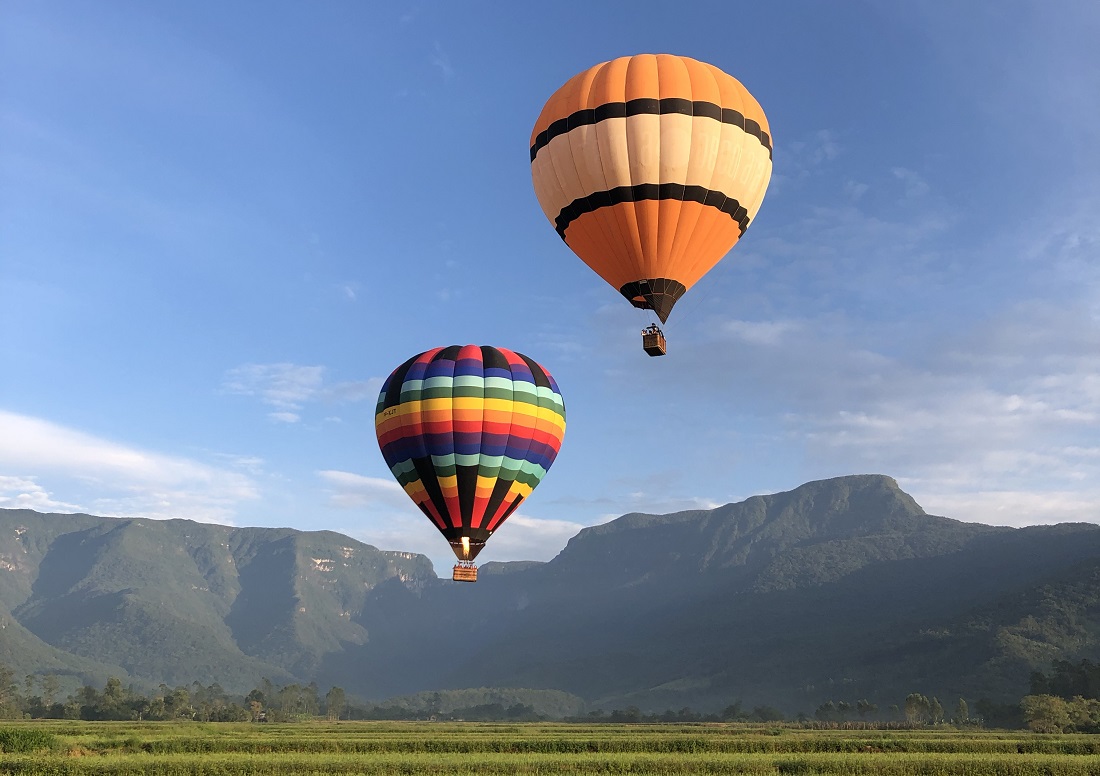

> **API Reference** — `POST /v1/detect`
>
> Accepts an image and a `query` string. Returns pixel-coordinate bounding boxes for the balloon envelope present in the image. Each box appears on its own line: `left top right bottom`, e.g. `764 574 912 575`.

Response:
530 53 773 322
375 345 566 561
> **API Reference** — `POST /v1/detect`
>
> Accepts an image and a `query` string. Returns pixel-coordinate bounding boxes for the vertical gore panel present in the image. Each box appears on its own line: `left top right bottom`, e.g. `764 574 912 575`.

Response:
625 55 661 276
453 344 484 531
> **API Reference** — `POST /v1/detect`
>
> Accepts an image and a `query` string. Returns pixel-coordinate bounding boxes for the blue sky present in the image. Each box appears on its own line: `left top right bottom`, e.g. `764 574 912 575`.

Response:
2 1 1098 574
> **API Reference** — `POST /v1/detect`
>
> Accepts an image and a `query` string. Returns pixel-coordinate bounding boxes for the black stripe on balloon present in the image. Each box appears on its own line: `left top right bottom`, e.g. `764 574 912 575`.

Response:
434 345 462 363
553 185 750 239
531 98 772 161
495 495 525 528
382 354 419 411
456 465 478 529
517 353 552 390
480 345 509 372
482 478 514 532
412 456 454 529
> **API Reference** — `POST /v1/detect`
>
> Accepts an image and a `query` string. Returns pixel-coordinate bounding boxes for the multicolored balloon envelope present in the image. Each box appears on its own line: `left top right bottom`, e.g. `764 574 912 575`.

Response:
375 345 566 567
530 53 773 324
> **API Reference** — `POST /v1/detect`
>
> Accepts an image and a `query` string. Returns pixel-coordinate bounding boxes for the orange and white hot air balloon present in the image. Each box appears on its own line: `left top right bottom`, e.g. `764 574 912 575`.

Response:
530 54 772 354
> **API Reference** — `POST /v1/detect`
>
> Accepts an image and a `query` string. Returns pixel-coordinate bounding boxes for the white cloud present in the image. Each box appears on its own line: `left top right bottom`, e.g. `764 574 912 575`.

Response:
223 363 325 414
597 171 1100 530
546 480 723 524
911 488 1100 527
328 377 383 403
892 167 930 198
223 364 382 422
0 410 259 521
0 475 80 512
767 297 1100 525
476 513 589 562
431 42 454 82
782 129 840 171
844 180 869 201
317 470 407 510
718 318 801 346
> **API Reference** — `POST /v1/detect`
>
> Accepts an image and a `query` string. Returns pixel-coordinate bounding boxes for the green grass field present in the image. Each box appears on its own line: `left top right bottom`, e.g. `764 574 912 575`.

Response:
0 722 1097 774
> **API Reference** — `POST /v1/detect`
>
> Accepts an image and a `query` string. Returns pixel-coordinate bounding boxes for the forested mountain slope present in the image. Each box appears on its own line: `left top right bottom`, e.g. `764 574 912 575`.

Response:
2 475 1098 713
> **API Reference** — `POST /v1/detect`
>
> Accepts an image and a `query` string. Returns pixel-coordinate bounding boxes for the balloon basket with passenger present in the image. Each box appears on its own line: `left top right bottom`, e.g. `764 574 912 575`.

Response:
641 324 667 357
452 561 478 583
451 536 480 583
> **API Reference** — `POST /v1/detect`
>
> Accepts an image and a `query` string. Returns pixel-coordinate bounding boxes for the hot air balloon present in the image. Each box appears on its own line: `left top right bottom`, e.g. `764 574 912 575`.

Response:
375 345 566 582
530 54 773 356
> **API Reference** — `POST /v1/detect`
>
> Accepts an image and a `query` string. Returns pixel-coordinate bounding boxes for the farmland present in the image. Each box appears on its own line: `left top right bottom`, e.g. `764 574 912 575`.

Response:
0 722 1098 775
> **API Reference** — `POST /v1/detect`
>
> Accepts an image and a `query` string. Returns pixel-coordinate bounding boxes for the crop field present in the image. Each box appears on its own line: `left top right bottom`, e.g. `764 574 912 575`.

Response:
0 722 1098 775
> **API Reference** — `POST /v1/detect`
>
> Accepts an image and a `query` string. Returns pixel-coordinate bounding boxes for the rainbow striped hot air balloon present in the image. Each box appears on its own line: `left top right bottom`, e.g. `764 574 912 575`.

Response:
530 54 773 355
375 345 566 582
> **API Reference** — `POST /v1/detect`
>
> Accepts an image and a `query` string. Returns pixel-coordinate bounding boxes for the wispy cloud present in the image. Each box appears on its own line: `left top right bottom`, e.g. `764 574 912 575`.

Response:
675 293 1100 526
0 475 81 512
591 137 1100 529
222 364 381 423
719 318 802 347
913 488 1100 527
475 513 589 562
431 42 454 82
892 167 930 199
317 470 408 510
0 410 258 521
222 363 324 421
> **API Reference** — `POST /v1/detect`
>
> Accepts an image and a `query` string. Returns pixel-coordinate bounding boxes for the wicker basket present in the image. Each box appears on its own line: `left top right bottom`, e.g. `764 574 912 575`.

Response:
452 565 478 582
642 330 667 356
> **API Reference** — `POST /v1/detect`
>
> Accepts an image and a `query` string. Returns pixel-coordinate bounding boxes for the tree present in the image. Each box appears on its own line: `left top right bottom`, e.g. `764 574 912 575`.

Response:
166 687 192 719
41 675 60 707
814 701 837 721
303 682 320 717
1022 694 1073 733
856 699 878 719
101 677 127 719
0 667 18 718
954 697 969 725
720 702 744 721
751 705 784 722
260 677 275 705
1064 696 1100 733
929 697 944 725
325 687 346 721
1031 660 1100 701
904 693 930 725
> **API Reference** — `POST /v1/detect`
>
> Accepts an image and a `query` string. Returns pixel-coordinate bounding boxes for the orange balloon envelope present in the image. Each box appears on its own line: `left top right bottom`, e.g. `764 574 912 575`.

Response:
530 54 772 323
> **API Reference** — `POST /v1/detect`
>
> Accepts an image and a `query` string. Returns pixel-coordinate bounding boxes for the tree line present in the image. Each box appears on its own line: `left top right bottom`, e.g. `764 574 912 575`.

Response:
1020 659 1100 733
0 667 348 723
2 659 1099 727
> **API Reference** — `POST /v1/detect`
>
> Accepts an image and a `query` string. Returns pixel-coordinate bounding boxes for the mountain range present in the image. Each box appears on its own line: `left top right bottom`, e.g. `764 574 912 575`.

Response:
1 474 1098 715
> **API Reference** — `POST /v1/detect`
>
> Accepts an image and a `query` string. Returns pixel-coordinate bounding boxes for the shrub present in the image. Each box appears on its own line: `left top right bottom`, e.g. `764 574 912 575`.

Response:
0 727 60 752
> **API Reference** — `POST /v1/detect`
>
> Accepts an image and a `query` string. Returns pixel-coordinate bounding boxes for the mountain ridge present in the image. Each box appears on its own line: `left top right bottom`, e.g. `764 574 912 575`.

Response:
1 474 1098 713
